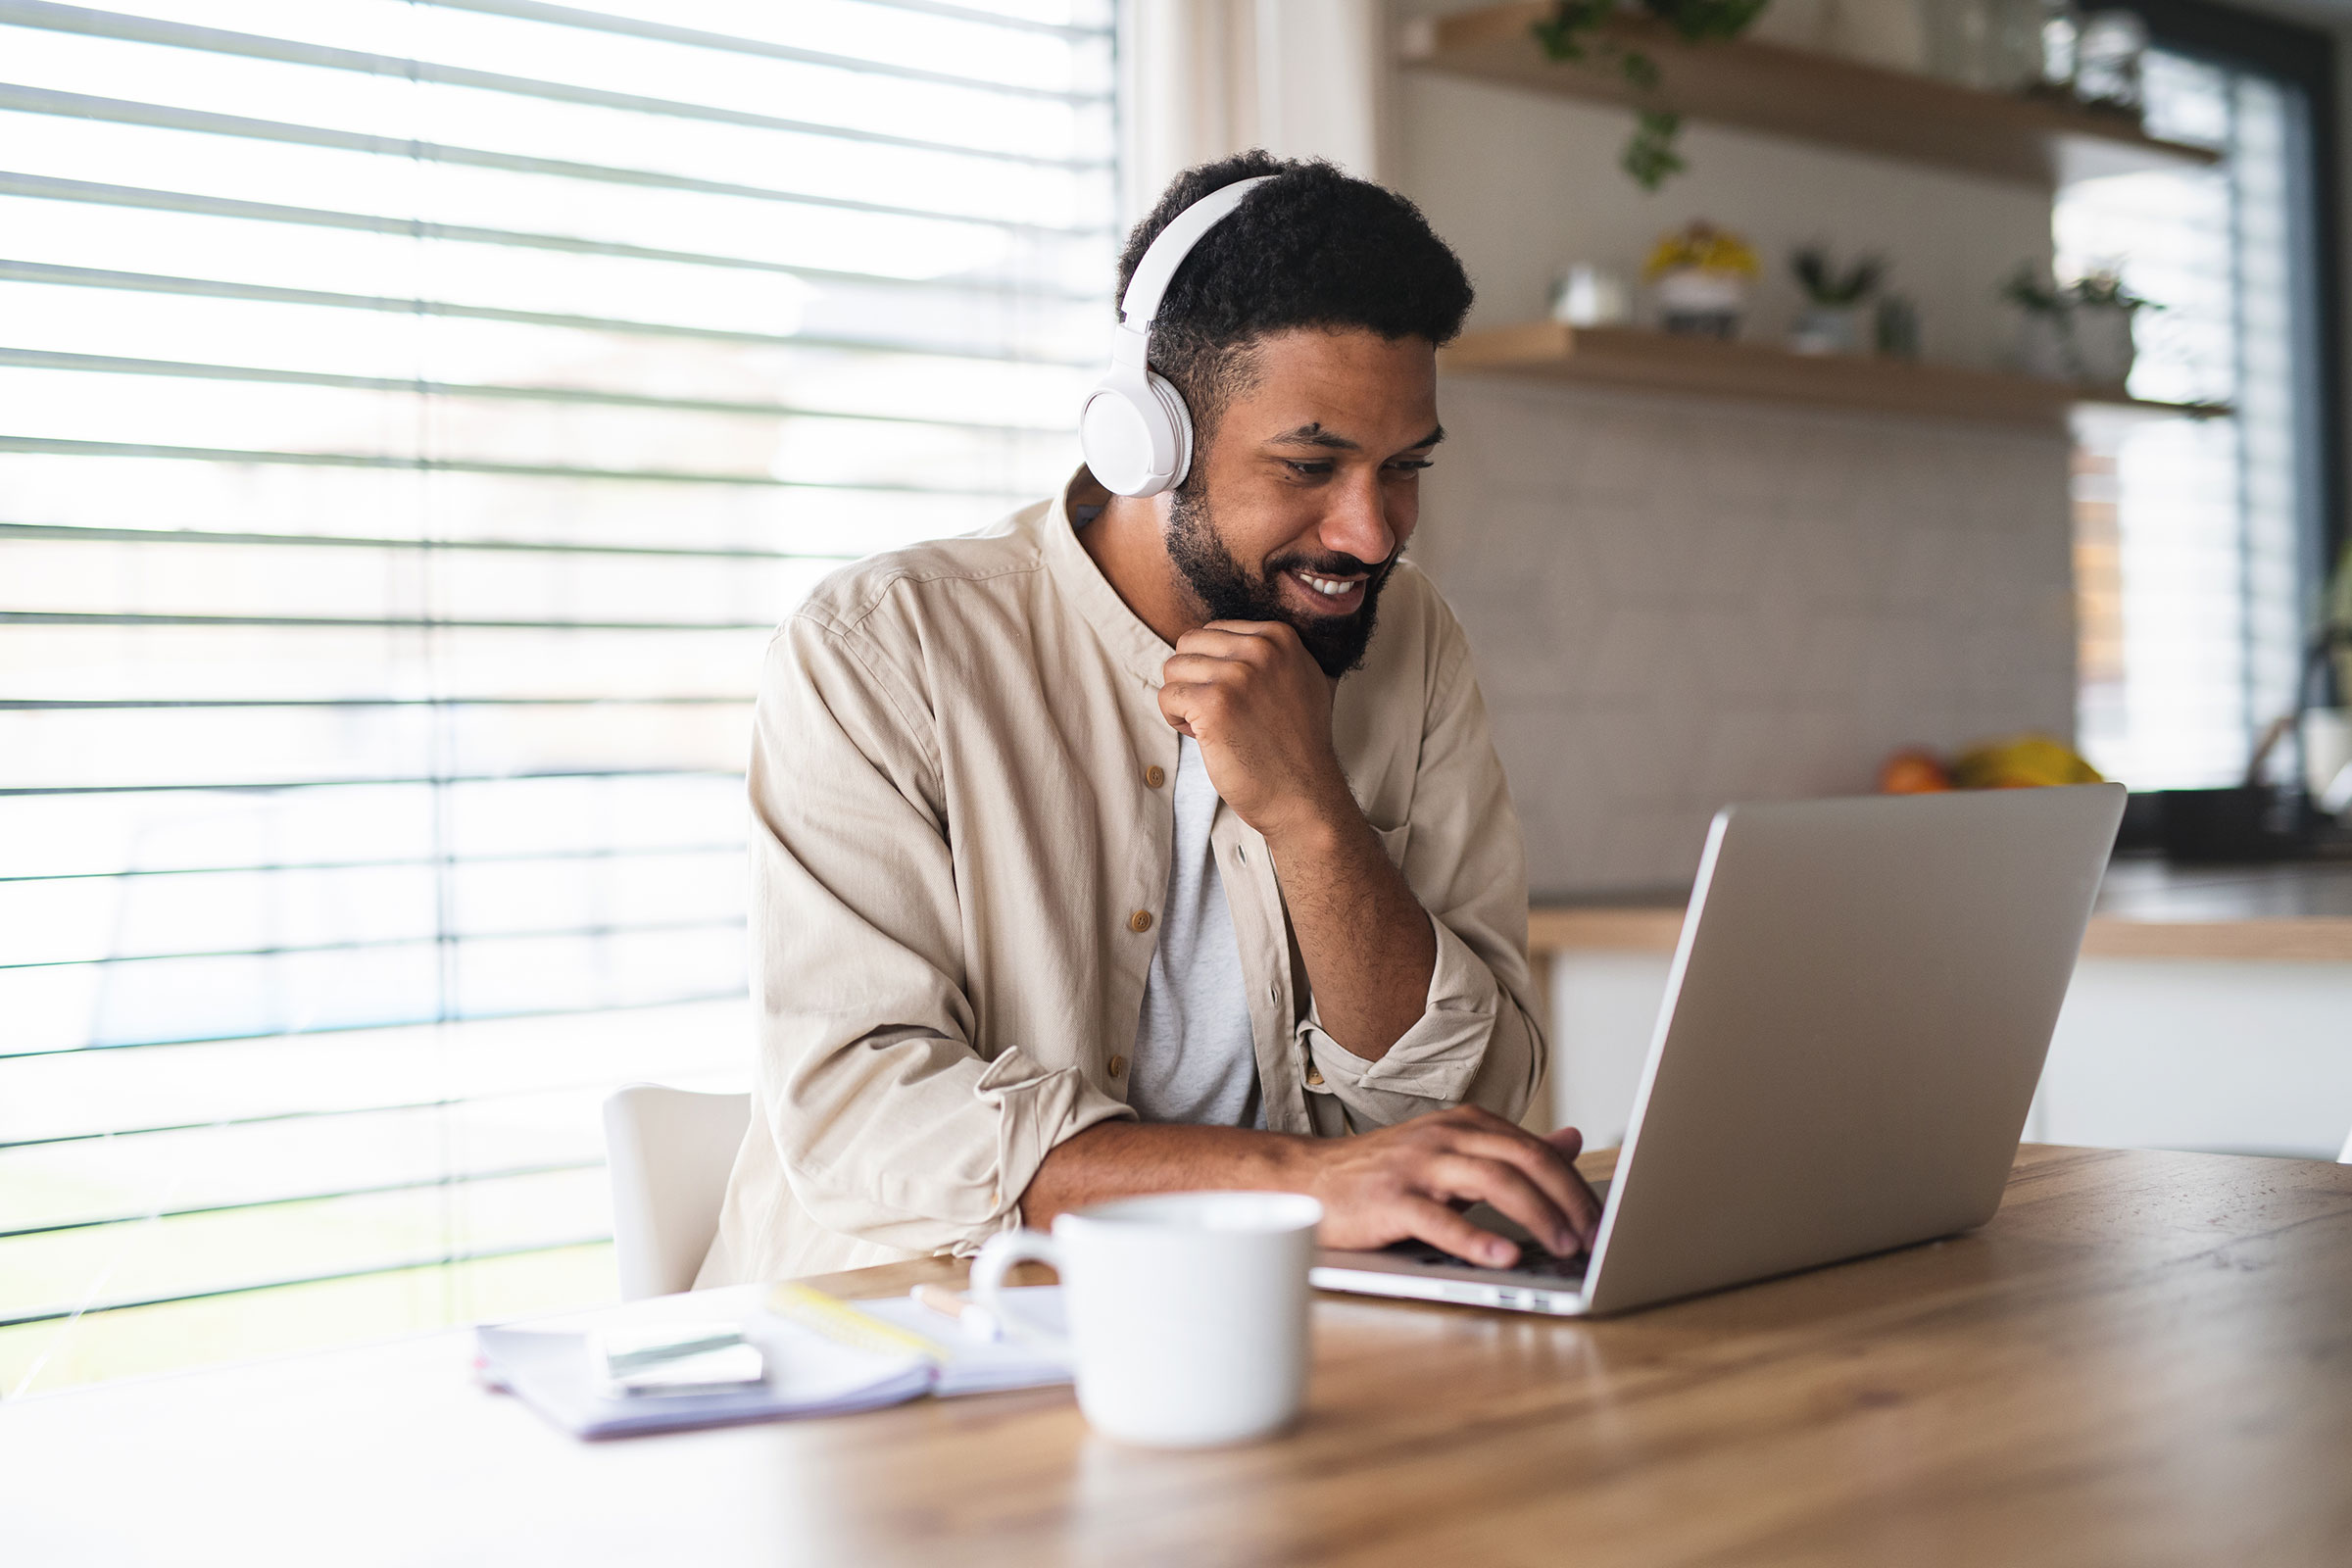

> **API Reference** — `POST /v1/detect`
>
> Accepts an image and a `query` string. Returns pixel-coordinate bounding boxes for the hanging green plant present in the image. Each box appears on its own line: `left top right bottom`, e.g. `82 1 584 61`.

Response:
1533 0 1773 189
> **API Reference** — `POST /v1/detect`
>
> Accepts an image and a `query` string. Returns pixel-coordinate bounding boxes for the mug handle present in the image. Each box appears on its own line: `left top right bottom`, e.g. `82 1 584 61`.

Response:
969 1229 1069 1350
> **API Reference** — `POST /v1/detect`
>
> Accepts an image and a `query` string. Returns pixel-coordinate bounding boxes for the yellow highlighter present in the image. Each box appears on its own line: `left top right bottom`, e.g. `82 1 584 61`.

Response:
764 1282 955 1363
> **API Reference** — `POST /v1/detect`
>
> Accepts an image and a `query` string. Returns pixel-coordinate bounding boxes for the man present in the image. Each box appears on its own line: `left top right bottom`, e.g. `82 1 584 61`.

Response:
698 153 1599 1289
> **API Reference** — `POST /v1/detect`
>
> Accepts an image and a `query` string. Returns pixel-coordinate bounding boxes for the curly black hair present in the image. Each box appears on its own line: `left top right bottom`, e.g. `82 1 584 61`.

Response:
1116 151 1474 450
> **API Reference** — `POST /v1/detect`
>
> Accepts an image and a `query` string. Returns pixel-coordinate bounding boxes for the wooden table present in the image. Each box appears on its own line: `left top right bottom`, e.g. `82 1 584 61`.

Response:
8 1146 2351 1566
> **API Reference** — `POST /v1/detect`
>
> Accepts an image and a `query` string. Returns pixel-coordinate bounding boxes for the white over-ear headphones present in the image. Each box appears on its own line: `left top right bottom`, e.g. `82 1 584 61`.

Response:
1079 174 1275 499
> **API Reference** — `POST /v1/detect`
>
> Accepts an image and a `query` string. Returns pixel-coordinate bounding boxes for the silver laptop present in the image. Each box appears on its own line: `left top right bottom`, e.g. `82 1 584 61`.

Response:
1311 784 2127 1318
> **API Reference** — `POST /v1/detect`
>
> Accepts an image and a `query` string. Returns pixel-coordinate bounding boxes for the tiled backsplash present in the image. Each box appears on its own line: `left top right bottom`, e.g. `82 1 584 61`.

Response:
1412 375 2078 895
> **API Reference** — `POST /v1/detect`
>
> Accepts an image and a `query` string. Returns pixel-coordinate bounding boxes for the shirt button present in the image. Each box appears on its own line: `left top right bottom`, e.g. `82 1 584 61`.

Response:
1108 1054 1127 1078
1129 909 1154 934
1305 1065 1326 1088
1145 764 1166 789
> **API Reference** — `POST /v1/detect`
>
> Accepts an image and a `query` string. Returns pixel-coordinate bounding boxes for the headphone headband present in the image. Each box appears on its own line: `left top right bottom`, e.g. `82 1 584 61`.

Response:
1079 173 1275 499
1117 174 1274 328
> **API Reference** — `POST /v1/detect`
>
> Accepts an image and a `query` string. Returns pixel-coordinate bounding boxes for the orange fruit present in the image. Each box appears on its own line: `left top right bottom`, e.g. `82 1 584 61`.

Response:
1880 749 1952 794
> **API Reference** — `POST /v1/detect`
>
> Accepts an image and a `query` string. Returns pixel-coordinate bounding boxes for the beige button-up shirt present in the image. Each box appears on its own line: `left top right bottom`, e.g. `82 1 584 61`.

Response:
697 477 1544 1286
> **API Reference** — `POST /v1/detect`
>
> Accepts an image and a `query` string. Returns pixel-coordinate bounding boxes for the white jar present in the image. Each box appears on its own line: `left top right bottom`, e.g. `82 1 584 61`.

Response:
1652 268 1750 337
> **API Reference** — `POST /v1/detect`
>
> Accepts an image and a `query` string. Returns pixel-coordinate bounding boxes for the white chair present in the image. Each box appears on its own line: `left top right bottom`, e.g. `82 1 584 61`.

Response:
602 1085 753 1300
2339 1124 2351 1164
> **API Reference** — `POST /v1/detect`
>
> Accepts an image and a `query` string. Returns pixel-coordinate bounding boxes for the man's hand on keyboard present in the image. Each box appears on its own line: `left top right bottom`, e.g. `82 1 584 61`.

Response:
1296 1106 1602 1268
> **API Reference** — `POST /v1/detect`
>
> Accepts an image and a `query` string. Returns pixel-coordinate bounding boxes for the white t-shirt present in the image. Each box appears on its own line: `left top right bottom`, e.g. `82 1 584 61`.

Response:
1126 736 1263 1127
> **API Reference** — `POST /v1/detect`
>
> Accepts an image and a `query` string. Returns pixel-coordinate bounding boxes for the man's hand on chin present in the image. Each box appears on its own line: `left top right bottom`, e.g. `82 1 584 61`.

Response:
1153 613 1434 1062
1154 617 1350 843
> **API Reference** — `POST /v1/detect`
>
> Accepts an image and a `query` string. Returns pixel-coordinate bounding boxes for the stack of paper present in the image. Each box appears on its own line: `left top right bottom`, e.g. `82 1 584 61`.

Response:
475 1285 1070 1440
477 1315 933 1440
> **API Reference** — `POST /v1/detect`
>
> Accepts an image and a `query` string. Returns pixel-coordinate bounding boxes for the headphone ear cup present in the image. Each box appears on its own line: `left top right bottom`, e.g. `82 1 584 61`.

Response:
1079 371 1194 498
1146 371 1194 493
1079 382 1162 497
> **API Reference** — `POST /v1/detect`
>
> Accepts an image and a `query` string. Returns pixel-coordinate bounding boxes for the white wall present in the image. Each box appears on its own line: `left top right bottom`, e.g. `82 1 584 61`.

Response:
1547 951 2352 1158
1414 376 2077 893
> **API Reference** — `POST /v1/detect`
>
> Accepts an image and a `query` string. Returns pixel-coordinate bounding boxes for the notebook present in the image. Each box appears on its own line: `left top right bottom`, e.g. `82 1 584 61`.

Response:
475 1283 1068 1440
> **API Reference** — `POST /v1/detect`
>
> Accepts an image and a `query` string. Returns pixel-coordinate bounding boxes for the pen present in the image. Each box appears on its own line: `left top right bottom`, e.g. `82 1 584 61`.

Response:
910 1283 1002 1343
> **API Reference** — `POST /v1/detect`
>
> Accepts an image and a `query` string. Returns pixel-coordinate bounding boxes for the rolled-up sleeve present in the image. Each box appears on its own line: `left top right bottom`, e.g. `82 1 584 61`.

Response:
1298 621 1545 1129
748 609 1134 1258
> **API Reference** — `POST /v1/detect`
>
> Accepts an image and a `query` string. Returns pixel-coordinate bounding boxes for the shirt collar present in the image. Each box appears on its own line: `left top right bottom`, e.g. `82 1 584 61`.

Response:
1035 466 1179 691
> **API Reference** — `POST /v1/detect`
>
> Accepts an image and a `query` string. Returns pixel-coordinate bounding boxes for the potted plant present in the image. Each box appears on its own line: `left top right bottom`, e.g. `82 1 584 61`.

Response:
2000 264 2072 380
2067 269 2155 387
1644 221 1760 337
1788 246 1885 355
1533 0 1772 188
2000 263 2158 384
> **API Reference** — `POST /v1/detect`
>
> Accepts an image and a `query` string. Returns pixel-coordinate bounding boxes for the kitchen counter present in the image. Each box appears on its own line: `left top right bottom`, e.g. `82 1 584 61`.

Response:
1530 857 2352 964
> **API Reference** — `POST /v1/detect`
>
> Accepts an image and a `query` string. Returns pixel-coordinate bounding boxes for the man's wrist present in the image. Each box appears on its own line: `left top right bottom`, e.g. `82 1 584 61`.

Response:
1261 1130 1329 1200
1254 785 1366 863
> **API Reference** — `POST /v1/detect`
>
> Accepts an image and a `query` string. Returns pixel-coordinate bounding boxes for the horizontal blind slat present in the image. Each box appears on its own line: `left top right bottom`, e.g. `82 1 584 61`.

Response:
0 436 1037 492
0 260 1101 364
0 350 1073 435
835 0 1110 41
0 3 1111 170
0 171 1108 302
5 1063 742 1147
0 519 839 559
0 1159 607 1239
0 1236 612 1330
0 84 1115 239
0 699 752 710
0 844 748 883
1 767 743 796
1 610 784 630
418 0 1109 103
0 990 750 1061
0 916 747 975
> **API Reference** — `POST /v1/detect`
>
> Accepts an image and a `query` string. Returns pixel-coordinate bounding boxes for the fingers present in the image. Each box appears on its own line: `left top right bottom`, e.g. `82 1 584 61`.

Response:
1538 1126 1605 1239
1158 652 1252 688
1198 618 1303 649
1444 1126 1601 1248
1393 1195 1522 1270
1154 678 1195 734
1424 1152 1579 1257
1175 624 1287 662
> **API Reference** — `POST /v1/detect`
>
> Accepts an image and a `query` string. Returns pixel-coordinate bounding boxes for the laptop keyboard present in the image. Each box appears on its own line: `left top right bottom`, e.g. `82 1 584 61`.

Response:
1379 1183 1609 1281
1380 1239 1592 1282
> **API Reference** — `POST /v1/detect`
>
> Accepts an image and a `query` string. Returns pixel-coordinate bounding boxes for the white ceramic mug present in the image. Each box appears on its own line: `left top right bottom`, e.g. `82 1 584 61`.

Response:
970 1191 1323 1447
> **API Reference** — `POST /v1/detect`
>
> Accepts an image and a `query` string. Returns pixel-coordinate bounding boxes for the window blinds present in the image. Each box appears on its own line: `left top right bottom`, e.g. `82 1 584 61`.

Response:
0 0 1116 1392
2062 48 2319 789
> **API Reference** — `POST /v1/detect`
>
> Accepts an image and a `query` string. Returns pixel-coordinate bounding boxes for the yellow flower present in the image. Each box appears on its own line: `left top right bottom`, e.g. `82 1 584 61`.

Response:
1643 220 1760 280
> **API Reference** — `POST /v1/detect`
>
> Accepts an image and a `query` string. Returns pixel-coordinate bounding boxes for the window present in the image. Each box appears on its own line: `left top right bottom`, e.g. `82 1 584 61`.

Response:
2060 6 2335 788
0 0 1116 1394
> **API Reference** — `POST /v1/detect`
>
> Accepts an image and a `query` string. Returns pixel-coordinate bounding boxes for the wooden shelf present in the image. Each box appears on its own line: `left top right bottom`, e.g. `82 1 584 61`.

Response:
1442 322 2230 428
1402 3 2222 186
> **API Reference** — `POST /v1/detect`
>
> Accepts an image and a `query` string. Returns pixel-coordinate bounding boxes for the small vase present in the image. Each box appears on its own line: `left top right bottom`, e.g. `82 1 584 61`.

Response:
2069 302 2136 386
1790 305 1866 355
1652 267 1749 338
1549 265 1632 327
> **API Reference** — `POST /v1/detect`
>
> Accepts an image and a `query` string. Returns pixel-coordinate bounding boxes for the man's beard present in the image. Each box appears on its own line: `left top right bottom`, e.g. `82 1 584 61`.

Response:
1165 485 1396 678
